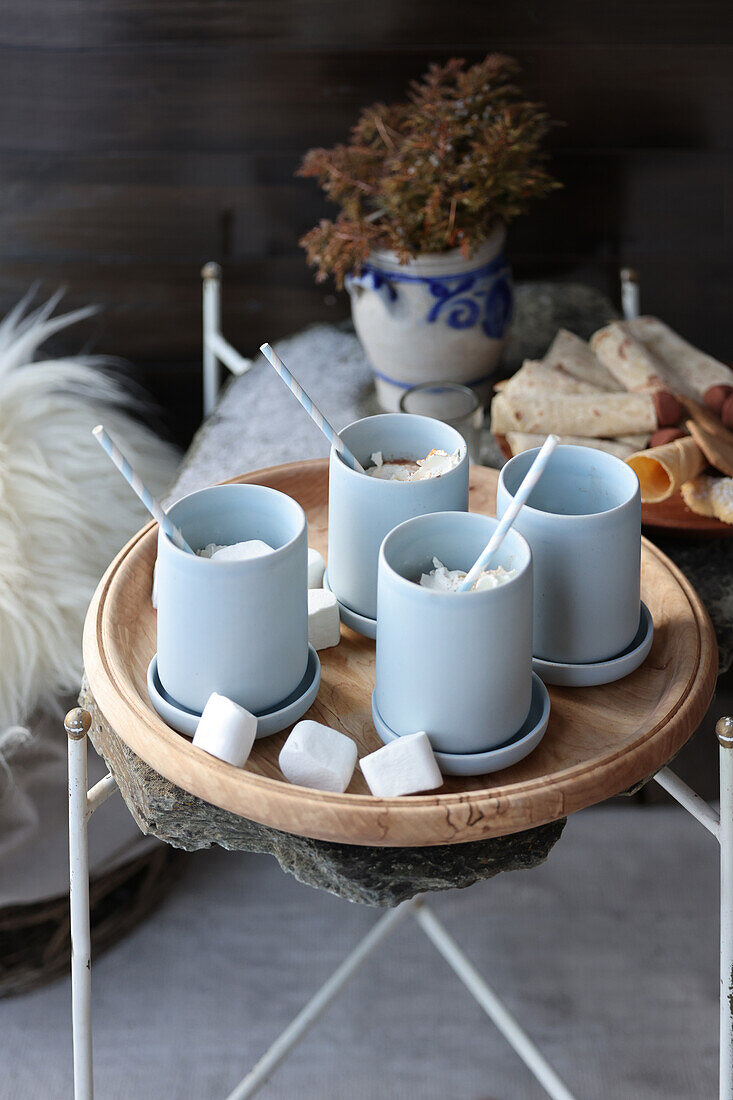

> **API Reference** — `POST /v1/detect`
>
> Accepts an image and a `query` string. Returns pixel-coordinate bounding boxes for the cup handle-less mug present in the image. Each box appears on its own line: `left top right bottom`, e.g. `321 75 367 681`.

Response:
327 413 470 623
497 444 641 665
375 510 534 755
156 483 308 715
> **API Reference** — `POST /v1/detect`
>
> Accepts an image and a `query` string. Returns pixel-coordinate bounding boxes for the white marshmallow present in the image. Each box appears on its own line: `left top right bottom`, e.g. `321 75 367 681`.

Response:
208 539 272 563
192 693 258 767
279 720 357 792
308 588 340 650
360 732 443 797
307 547 326 589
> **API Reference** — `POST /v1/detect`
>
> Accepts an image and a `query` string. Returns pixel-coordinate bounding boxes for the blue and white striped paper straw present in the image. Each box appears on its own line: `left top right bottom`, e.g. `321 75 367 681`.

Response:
459 434 559 591
92 425 194 554
260 343 365 473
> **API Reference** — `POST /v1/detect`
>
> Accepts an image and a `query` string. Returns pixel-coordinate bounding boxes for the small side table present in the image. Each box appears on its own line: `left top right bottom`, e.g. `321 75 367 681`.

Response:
67 463 725 1100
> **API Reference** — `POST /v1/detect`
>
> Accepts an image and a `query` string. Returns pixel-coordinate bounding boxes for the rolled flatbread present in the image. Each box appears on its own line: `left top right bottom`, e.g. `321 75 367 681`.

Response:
591 322 687 395
681 475 733 524
628 316 733 405
626 437 706 503
501 359 604 399
543 329 622 392
490 391 664 438
506 432 636 460
617 434 651 450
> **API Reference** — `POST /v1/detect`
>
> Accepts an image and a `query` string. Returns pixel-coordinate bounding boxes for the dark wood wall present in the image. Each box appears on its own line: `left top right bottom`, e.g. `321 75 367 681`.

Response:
1 1 731 438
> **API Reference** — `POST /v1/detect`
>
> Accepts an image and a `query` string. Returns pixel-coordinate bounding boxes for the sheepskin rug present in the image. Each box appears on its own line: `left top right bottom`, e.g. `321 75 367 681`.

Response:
0 291 179 742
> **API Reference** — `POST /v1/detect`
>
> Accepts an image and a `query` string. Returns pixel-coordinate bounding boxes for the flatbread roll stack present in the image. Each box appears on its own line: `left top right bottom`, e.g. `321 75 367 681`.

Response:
628 316 733 408
591 322 687 396
497 359 603 398
506 432 636 460
490 390 677 439
543 329 622 392
626 437 706 503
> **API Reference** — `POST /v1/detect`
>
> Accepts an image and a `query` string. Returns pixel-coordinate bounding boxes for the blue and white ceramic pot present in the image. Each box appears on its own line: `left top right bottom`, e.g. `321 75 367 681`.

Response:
346 224 512 412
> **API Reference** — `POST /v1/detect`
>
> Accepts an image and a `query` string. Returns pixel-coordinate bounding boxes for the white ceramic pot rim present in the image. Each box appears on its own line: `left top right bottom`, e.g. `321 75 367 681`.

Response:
333 413 468 487
379 510 532 602
163 483 306 567
500 445 640 523
367 224 506 276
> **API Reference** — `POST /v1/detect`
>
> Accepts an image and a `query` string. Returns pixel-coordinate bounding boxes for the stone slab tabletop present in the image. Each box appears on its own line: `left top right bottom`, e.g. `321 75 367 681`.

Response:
83 283 731 906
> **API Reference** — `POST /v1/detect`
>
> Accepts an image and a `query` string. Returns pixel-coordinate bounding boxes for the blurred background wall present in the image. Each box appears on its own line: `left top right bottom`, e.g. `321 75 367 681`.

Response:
1 1 730 443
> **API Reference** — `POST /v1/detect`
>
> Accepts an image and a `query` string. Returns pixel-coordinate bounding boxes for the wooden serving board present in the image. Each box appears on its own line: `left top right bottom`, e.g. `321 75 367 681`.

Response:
83 460 717 848
495 434 733 538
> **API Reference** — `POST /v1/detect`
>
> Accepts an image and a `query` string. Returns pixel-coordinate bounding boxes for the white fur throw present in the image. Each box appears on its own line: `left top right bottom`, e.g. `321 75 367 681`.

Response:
0 291 179 742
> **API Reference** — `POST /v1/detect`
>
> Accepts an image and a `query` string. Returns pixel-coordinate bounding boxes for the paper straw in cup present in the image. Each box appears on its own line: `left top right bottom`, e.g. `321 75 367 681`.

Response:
92 425 194 555
459 434 559 591
259 343 364 473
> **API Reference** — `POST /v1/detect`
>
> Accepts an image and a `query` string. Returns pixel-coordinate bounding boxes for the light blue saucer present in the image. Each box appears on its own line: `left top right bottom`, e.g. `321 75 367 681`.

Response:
371 672 550 777
147 645 321 739
532 602 654 688
323 568 377 640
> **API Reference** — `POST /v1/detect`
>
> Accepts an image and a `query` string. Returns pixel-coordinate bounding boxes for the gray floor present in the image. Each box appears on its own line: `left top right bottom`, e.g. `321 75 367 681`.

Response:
0 803 718 1099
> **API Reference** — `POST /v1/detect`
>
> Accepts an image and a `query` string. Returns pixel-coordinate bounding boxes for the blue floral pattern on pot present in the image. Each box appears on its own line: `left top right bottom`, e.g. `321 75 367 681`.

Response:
352 251 513 340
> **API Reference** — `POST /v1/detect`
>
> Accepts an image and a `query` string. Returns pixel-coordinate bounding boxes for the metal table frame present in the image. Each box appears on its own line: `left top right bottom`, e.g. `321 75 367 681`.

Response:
66 265 732 1097
66 707 733 1100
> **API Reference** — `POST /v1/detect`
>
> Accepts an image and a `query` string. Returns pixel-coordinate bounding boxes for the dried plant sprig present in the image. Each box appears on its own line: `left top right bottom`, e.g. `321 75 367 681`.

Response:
298 55 561 288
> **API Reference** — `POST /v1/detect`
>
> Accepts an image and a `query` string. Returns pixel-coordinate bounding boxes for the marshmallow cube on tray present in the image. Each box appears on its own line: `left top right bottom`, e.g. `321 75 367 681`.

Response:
308 547 326 589
279 720 357 792
360 732 444 797
308 588 340 650
192 693 258 768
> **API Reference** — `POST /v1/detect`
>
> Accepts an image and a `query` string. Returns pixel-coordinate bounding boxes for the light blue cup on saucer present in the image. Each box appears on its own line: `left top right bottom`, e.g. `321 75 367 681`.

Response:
497 444 641 665
327 413 469 625
156 483 308 715
374 511 533 754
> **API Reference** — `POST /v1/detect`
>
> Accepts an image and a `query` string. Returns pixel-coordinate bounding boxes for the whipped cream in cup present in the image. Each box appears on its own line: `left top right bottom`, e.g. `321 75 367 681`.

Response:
419 556 516 593
366 448 461 482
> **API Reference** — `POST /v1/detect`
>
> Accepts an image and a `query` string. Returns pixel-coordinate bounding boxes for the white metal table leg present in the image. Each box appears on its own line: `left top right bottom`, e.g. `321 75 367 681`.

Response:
719 717 733 1100
413 900 577 1100
226 898 417 1100
653 765 720 838
67 707 94 1100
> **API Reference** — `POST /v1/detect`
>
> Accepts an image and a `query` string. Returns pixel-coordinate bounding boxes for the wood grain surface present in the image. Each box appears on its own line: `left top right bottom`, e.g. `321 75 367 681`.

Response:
83 460 718 847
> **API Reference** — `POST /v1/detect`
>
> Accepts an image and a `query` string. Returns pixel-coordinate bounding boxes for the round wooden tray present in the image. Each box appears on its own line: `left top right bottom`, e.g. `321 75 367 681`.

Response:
494 434 733 538
84 460 718 848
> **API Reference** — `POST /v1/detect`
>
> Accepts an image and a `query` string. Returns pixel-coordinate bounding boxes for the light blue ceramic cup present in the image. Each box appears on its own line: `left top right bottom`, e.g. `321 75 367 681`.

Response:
497 444 641 665
156 483 308 714
328 413 469 622
375 511 533 754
